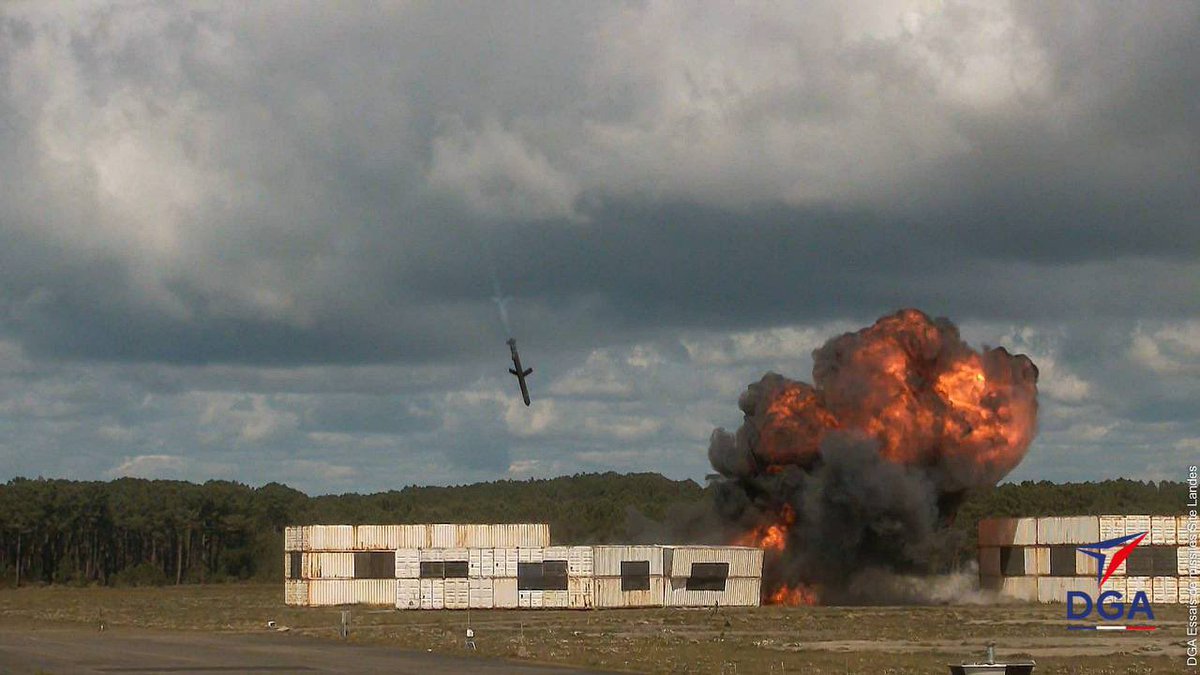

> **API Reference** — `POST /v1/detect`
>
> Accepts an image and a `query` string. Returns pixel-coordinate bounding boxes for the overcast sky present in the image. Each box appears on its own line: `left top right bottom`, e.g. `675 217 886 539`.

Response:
0 1 1196 494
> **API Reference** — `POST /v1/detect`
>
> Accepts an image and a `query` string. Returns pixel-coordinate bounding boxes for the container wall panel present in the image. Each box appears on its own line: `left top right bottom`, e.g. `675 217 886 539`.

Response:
544 546 571 562
307 525 355 551
978 518 1037 547
568 547 594 577
430 524 456 548
1180 580 1199 605
1025 547 1050 576
665 546 763 578
518 547 544 564
664 576 760 607
420 579 445 610
1180 546 1198 576
1125 516 1152 539
1099 515 1125 540
594 576 665 608
352 579 398 605
304 552 356 579
1037 517 1099 545
397 579 421 609
1152 576 1178 604
285 580 309 606
1076 549 1100 577
568 577 594 609
997 577 1037 602
494 577 518 608
1102 577 1127 598
468 549 483 578
1150 516 1177 545
419 548 445 563
593 546 664 576
478 548 495 578
444 579 469 609
1037 577 1092 603
396 548 420 579
399 524 429 548
284 526 305 551
457 524 491 548
1179 516 1198 546
469 578 494 609
306 580 353 606
1125 576 1151 597
518 590 545 608
495 548 518 577
978 547 1001 577
543 590 569 608
443 547 468 562
353 525 395 550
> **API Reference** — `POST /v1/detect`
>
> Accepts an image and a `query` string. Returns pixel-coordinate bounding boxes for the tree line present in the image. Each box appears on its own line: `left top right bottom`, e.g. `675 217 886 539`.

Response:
0 473 1188 587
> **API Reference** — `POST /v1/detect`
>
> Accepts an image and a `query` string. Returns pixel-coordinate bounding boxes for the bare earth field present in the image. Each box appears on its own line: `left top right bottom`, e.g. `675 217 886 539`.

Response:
0 584 1191 673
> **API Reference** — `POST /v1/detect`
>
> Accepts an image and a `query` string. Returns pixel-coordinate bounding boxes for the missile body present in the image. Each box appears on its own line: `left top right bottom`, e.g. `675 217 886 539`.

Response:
507 338 533 406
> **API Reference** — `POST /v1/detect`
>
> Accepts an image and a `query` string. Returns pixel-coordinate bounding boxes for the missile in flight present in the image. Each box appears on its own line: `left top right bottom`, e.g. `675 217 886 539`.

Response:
507 338 533 406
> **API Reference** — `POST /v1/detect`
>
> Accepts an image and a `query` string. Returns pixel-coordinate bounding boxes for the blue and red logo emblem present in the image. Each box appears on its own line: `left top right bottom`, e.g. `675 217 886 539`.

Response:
1067 531 1156 631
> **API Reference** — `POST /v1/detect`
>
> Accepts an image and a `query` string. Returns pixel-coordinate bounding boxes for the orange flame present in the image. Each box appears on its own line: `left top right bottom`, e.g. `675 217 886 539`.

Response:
769 583 819 606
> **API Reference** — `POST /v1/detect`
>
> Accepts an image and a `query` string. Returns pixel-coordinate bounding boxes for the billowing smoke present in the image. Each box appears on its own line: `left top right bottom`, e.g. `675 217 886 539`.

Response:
708 309 1038 604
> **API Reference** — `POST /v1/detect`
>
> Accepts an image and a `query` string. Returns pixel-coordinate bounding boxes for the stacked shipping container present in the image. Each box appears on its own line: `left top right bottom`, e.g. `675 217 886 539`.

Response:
979 515 1196 604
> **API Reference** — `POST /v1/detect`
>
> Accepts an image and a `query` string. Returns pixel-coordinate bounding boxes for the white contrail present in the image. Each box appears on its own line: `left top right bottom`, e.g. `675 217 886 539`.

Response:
491 276 512 336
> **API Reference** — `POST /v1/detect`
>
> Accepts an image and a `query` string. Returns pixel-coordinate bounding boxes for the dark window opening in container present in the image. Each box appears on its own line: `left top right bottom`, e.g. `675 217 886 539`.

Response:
288 552 302 580
419 561 445 579
1049 546 1075 576
1125 547 1153 576
620 560 651 591
1152 546 1177 576
685 562 729 591
354 551 396 579
444 561 469 578
543 560 568 590
518 562 544 590
999 546 1024 576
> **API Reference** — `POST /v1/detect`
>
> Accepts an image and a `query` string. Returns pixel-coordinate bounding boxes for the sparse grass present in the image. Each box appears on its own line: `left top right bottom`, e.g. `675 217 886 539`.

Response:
0 584 1190 673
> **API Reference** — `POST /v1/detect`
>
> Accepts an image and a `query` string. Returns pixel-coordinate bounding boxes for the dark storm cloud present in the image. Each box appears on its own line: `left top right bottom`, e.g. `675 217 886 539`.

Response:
0 2 1195 491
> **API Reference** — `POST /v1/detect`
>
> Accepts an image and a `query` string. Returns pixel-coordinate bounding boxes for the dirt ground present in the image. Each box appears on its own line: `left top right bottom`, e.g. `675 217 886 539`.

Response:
0 584 1192 673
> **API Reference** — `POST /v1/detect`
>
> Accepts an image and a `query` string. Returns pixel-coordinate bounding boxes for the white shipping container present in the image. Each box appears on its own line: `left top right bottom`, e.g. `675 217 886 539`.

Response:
518 590 545 609
303 552 356 579
355 525 399 550
468 548 483 577
430 524 456 548
1125 576 1151 597
419 548 445 563
306 525 355 551
568 577 594 609
1152 576 1178 604
1179 516 1198 546
457 524 492 548
978 547 1001 578
284 526 305 551
495 548 518 577
285 580 309 605
445 579 469 609
1101 577 1127 598
518 547 545 563
397 579 421 609
987 577 1034 602
420 578 445 610
395 548 420 579
1180 546 1199 576
594 576 665 608
494 577 518 608
664 546 763 578
664 576 760 607
1124 516 1152 539
1037 577 1093 603
1150 516 1177 545
1180 579 1199 605
1099 515 1125 540
544 546 571 562
1036 517 1099 545
443 547 468 562
593 545 664 577
399 524 429 548
568 546 594 576
304 580 397 606
495 523 550 548
469 578 494 609
1076 549 1100 578
978 518 1038 547
1025 547 1050 576
543 590 569 608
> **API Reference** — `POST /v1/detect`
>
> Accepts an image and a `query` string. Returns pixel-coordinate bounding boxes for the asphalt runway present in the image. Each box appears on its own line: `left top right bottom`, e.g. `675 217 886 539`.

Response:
0 627 611 674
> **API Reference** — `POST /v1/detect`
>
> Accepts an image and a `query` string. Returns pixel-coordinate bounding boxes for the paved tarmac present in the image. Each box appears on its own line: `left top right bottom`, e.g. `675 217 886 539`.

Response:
0 626 612 674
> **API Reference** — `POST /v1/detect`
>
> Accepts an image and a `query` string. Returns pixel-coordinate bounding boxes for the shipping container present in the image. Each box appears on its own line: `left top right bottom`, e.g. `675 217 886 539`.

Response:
301 552 355 579
593 545 664 577
397 579 420 609
544 546 571 562
664 576 760 607
494 548 518 578
1036 516 1099 545
443 547 468 562
494 577 518 608
1024 547 1049 576
500 523 551 548
396 548 420 579
1076 549 1100 577
1124 516 1152 539
1180 546 1198 576
430 524 456 548
420 578 445 610
284 526 305 551
978 547 1001 578
304 579 397 606
1102 577 1127 598
306 525 355 551
355 525 399 550
1152 576 1178 604
469 578 494 609
1125 576 1151 597
1150 516 1177 545
419 548 445 563
543 590 569 608
518 590 545 609
518 547 545 563
1179 516 1198 546
1098 515 1125 540
663 546 763 578
568 546 594 577
568 577 594 609
285 580 308 605
445 578 469 609
1180 579 1199 605
594 576 665 608
978 518 1038 547
1036 577 1092 603
457 524 491 548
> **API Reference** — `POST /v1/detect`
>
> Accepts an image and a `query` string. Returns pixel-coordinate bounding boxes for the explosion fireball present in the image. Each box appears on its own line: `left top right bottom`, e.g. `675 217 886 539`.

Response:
709 309 1038 604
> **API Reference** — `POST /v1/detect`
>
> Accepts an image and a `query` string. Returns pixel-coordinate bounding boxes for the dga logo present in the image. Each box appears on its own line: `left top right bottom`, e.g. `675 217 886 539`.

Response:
1066 531 1156 631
